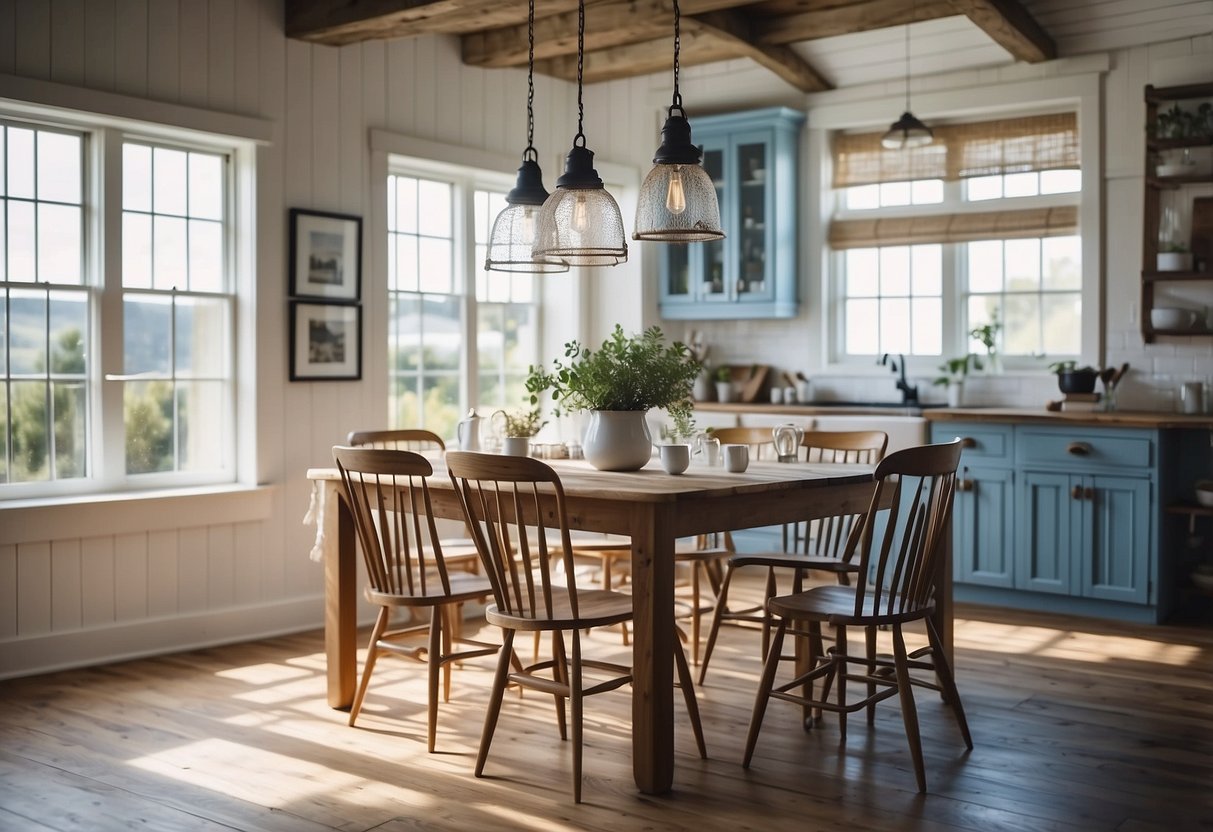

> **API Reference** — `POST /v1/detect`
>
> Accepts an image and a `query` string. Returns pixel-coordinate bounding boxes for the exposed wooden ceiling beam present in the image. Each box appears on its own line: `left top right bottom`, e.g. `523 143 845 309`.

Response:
945 0 1055 62
751 0 956 45
688 10 830 92
534 30 741 86
286 0 581 45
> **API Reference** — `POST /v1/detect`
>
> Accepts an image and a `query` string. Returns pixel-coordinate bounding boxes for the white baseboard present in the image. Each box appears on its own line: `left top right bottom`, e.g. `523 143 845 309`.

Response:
0 596 326 680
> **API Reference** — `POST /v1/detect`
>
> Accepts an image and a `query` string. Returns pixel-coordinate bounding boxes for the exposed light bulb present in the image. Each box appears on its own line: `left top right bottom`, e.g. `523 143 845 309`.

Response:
665 166 687 215
571 193 589 233
521 205 536 239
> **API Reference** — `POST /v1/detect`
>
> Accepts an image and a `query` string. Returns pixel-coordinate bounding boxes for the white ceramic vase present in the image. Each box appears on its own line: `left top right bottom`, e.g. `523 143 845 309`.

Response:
582 410 653 471
715 382 732 403
947 381 964 408
501 436 531 457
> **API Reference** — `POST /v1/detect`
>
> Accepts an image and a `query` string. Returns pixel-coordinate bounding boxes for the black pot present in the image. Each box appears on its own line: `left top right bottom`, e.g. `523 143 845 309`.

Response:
1057 368 1098 394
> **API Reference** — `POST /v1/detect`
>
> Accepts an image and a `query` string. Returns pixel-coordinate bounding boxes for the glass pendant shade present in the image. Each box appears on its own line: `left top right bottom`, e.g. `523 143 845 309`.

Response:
881 111 934 150
634 112 723 242
485 158 568 273
533 144 628 266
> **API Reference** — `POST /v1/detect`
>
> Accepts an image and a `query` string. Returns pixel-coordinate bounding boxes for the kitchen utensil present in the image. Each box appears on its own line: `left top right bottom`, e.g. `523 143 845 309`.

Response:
723 444 750 473
772 423 803 462
659 444 691 475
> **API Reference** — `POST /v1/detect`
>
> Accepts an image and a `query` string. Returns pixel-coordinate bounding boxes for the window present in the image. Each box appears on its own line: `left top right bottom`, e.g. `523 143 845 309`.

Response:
830 112 1081 364
387 171 538 441
1 113 241 497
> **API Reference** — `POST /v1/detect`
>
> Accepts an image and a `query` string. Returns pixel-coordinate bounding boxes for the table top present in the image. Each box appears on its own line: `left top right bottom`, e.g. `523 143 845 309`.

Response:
308 457 875 504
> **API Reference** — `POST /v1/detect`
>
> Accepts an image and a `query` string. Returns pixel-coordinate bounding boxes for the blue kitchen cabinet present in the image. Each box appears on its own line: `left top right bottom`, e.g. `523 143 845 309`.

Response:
657 107 803 320
930 423 1016 589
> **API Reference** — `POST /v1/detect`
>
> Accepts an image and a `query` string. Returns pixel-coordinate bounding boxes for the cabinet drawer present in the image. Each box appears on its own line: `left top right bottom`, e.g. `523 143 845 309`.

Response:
930 423 1011 463
1017 428 1154 470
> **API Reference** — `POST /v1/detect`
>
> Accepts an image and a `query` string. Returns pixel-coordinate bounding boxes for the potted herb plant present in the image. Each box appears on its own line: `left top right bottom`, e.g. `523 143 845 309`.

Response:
969 310 1002 373
1157 242 1193 272
492 408 547 456
714 366 733 403
526 325 702 471
933 354 981 407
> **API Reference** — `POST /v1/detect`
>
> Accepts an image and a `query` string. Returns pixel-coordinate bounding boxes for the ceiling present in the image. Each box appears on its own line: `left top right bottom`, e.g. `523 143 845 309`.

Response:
284 1 1213 93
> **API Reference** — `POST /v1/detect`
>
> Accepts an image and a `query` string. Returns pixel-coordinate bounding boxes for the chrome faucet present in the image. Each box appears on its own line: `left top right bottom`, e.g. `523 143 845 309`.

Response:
879 353 919 404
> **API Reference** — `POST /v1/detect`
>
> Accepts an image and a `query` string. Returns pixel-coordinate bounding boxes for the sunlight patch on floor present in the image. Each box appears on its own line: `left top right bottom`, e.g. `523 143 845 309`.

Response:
954 619 1202 666
215 662 314 684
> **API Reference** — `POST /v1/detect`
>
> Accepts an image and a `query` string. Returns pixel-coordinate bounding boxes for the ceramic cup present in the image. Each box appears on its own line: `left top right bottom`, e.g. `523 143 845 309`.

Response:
770 387 783 404
723 443 750 473
658 444 691 475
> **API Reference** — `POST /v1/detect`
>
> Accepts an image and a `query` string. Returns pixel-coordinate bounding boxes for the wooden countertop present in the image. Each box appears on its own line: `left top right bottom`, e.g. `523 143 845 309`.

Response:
692 401 1213 429
924 407 1213 429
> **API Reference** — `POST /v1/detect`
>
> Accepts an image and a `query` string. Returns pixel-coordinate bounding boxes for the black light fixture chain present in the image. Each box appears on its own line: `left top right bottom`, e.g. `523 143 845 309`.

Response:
575 0 586 145
905 0 913 112
671 0 682 112
526 0 535 157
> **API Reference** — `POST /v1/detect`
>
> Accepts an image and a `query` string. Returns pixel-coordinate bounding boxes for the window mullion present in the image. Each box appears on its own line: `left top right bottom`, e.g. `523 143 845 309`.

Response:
96 127 126 487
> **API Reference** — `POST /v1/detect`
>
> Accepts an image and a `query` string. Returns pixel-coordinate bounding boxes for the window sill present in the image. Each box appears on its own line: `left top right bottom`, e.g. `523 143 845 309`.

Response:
0 484 276 545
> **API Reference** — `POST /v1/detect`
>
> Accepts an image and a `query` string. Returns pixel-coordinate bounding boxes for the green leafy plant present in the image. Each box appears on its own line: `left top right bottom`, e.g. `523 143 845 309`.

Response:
969 310 1002 356
496 407 547 438
1161 241 1190 253
933 354 981 387
1047 360 1096 374
660 409 698 443
526 325 702 426
714 365 731 383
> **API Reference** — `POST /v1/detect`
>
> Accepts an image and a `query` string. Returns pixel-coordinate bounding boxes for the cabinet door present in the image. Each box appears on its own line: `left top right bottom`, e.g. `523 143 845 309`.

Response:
732 130 774 304
1018 471 1077 595
1080 475 1151 604
698 138 728 302
954 463 1015 588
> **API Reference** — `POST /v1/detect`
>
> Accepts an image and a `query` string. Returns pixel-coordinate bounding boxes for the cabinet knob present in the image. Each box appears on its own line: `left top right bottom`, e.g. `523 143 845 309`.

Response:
1084 486 1095 500
1066 442 1091 456
1071 484 1083 500
957 478 975 492
958 436 977 449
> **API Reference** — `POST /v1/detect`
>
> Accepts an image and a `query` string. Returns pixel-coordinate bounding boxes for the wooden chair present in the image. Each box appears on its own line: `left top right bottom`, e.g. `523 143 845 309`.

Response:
346 428 447 452
698 429 888 684
742 440 972 793
445 450 706 803
332 447 499 752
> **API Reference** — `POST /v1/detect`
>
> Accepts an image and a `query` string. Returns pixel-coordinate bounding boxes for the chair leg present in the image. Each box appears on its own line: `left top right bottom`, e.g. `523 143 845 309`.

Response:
760 567 778 658
697 561 737 685
892 624 927 793
865 624 878 726
348 607 390 727
441 607 454 704
426 605 442 753
836 624 849 743
926 616 973 749
690 562 702 666
673 637 707 758
551 630 569 742
570 628 584 804
476 628 515 778
743 618 788 768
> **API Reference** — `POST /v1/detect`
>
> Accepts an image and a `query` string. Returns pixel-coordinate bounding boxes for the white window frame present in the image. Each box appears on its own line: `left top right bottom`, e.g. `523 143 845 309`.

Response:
371 133 544 436
0 75 269 502
804 68 1104 377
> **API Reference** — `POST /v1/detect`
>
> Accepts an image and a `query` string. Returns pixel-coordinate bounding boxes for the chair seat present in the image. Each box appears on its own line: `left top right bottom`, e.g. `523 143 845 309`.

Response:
673 541 731 563
486 588 633 631
729 549 860 572
767 583 935 626
367 572 493 607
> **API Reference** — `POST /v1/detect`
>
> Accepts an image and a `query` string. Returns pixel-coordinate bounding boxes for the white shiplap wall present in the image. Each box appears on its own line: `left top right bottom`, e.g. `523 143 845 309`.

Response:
0 0 578 678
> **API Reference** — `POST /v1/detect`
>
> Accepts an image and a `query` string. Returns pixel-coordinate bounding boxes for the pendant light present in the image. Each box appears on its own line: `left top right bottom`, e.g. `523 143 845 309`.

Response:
532 0 628 267
485 0 568 273
633 0 723 243
881 3 933 150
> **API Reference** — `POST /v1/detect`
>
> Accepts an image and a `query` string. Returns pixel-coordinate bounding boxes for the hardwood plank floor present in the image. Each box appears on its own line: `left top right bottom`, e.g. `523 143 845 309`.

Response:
2 575 1211 832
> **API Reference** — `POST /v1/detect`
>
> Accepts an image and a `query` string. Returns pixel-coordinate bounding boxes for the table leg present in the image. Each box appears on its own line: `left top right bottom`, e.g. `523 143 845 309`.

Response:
324 484 357 710
630 504 675 794
931 513 954 669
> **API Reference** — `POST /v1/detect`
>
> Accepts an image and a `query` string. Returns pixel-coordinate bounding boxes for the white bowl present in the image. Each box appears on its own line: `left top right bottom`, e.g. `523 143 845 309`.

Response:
1151 307 1196 330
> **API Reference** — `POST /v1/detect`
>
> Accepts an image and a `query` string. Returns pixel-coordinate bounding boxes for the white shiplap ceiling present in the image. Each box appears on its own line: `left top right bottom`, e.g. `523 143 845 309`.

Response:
790 0 1211 90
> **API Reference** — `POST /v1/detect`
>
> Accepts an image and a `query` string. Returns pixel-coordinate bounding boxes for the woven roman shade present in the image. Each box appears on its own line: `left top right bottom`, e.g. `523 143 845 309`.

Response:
829 205 1078 249
833 112 1078 188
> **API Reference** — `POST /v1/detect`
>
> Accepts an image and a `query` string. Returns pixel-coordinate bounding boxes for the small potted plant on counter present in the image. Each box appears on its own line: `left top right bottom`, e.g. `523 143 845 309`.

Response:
714 366 733 403
969 311 1002 374
1157 242 1193 272
933 354 981 407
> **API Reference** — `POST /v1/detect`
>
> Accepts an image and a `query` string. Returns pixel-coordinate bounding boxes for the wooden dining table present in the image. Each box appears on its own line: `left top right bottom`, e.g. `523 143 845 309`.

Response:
306 455 952 796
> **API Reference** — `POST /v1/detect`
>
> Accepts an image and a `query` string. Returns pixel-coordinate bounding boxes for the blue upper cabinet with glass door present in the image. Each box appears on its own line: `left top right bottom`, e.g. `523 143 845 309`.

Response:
658 107 804 320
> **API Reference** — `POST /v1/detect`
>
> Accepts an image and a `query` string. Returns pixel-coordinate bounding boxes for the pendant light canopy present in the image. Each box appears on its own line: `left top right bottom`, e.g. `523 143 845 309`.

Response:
485 0 568 273
532 0 628 267
633 0 723 243
881 6 933 150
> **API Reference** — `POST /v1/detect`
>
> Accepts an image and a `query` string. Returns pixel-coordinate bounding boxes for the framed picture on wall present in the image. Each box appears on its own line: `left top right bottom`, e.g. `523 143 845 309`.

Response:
290 301 362 381
289 208 362 300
